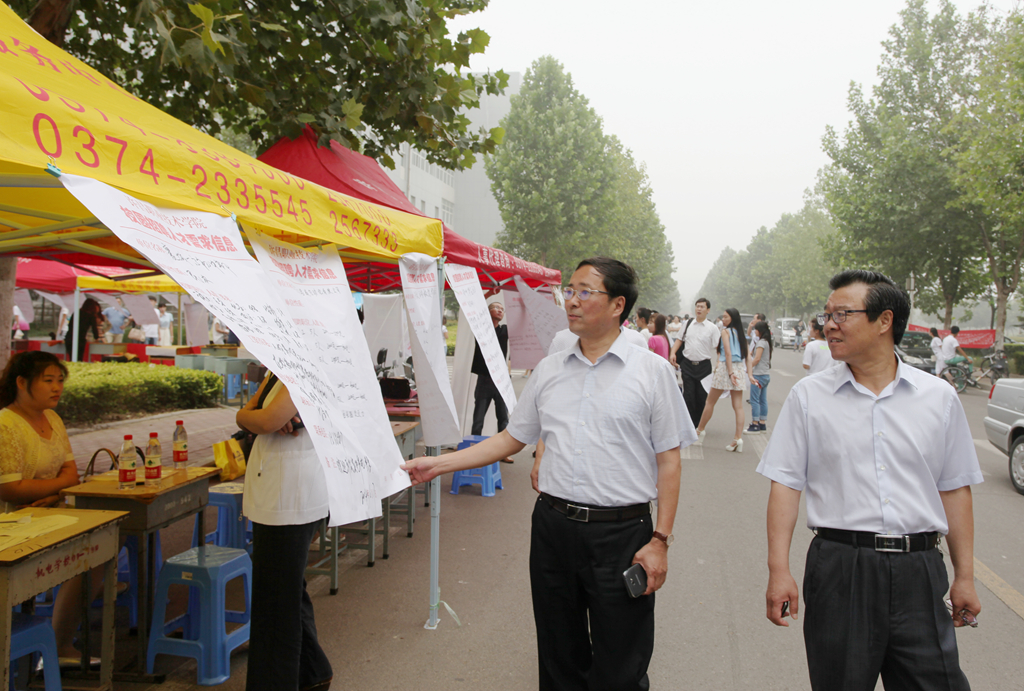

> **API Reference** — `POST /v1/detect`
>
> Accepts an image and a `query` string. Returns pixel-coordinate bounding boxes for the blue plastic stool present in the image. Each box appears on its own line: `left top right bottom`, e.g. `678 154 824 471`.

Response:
450 436 503 497
10 613 60 691
191 483 249 553
146 546 251 686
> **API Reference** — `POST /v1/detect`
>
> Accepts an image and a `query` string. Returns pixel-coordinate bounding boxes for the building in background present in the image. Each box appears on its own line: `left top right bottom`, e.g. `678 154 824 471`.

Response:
382 73 522 247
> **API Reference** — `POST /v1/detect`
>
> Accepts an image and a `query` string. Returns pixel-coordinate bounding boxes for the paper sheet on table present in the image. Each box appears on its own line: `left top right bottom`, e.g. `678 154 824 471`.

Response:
0 515 80 552
399 254 460 446
60 174 404 526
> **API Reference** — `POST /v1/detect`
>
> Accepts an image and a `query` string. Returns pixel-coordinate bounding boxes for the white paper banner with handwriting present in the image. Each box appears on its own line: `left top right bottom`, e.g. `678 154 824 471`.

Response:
59 173 404 526
513 276 568 355
247 228 409 504
399 254 460 446
503 290 545 370
444 262 516 415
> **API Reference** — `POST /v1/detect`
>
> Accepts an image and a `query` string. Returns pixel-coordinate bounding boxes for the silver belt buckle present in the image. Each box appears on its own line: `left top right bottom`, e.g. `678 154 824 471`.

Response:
565 504 589 522
874 534 909 552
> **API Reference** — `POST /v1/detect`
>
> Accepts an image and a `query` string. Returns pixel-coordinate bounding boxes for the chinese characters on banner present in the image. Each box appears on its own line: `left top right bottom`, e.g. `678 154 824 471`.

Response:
444 263 516 415
502 290 545 370
399 255 460 446
60 174 408 525
512 276 568 355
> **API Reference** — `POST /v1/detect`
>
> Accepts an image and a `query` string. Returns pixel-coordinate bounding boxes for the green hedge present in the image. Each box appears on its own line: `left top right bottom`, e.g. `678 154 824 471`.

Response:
56 362 223 426
1006 344 1024 375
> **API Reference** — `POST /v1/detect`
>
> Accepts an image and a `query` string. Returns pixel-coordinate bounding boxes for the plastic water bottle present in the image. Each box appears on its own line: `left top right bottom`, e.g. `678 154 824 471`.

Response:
145 432 162 487
173 420 188 471
118 435 136 489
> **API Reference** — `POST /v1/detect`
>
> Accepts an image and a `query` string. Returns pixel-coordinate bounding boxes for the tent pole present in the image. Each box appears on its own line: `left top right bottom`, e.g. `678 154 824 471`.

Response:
70 285 81 362
425 255 444 630
176 293 182 346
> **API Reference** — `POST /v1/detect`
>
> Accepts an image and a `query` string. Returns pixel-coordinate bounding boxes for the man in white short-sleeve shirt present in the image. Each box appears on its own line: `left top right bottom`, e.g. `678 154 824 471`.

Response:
936 325 968 376
404 257 694 691
669 298 721 427
758 270 981 690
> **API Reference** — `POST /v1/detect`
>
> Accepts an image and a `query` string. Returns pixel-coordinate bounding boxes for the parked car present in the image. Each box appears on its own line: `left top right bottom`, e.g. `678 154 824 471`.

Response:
896 345 932 372
984 377 1024 494
774 318 799 349
899 331 936 360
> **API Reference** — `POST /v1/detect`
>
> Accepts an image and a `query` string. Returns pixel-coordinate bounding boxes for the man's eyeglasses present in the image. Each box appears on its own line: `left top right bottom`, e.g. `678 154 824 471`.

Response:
562 287 609 301
816 310 869 325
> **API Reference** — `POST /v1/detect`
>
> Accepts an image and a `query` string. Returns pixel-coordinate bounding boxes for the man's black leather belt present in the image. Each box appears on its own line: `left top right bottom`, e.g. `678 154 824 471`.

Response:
541 493 651 523
815 527 940 553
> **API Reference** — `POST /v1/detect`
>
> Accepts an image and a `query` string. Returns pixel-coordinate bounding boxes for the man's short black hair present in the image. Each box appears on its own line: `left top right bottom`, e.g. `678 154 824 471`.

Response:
575 257 639 320
695 297 710 309
636 307 652 321
756 313 766 322
951 326 960 335
828 269 910 345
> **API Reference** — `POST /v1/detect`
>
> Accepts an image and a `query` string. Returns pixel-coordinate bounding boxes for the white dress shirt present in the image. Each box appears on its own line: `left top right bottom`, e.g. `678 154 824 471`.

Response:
680 318 721 363
243 382 330 526
802 339 836 374
548 326 646 354
508 331 696 506
756 360 983 535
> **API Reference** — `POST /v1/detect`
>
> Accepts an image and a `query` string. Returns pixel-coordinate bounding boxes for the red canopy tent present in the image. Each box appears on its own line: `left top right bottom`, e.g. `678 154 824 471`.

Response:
14 257 124 292
257 129 561 291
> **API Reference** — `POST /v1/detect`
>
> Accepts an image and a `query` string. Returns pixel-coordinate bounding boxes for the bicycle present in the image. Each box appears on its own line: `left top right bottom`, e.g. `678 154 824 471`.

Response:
944 351 1008 393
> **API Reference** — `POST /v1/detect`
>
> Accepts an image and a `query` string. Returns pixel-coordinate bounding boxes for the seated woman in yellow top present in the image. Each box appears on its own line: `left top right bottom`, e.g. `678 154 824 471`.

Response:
0 352 98 666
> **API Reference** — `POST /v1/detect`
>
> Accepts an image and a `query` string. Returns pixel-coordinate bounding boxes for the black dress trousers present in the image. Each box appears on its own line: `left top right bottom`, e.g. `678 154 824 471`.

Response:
679 358 712 427
802 536 970 691
529 496 655 691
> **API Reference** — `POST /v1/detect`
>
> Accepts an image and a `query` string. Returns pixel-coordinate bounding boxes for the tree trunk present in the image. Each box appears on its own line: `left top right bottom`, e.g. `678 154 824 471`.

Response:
0 257 16 370
994 280 1010 351
27 0 75 46
943 294 954 330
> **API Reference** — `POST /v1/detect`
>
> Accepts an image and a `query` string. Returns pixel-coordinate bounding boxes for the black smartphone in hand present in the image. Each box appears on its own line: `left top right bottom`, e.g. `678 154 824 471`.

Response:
623 563 647 598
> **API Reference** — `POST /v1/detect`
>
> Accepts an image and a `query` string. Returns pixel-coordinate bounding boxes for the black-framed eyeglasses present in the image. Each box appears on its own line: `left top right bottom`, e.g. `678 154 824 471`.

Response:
562 287 609 301
816 310 869 325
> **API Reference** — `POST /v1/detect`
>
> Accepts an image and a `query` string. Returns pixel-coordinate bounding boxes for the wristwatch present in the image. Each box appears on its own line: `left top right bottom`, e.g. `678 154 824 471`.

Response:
652 531 674 547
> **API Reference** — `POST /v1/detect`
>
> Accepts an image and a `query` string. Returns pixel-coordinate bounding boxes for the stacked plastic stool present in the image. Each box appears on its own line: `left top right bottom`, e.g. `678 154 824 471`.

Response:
146 545 252 686
191 482 250 553
450 435 503 497
9 613 60 691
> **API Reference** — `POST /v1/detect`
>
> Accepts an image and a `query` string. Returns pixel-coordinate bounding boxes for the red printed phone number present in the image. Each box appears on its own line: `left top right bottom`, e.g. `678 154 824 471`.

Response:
29 112 407 254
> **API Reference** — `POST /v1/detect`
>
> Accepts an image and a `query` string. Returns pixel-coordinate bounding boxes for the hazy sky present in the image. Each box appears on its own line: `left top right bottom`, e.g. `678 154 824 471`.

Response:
450 0 1018 309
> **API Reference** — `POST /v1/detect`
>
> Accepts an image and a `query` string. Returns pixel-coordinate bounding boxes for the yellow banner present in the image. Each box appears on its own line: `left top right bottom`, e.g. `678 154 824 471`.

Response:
0 2 442 261
76 273 185 293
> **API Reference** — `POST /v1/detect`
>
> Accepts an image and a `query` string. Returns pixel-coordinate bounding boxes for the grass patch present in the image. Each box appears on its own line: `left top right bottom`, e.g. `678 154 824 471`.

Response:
56 362 223 427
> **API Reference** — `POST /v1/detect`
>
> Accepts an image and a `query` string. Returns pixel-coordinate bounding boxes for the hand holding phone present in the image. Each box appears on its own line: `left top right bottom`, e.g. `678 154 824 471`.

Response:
623 563 647 599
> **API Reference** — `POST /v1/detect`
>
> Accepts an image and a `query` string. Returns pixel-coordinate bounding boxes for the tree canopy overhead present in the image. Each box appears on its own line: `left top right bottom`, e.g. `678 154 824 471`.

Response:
14 0 508 168
486 56 679 313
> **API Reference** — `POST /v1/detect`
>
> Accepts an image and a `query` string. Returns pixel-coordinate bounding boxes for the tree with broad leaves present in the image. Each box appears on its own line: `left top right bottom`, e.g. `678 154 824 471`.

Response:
819 0 992 330
486 56 679 312
12 0 508 167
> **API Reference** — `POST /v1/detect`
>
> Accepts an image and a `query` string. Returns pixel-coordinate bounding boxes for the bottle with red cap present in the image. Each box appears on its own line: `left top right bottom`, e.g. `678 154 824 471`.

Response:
119 435 137 490
173 420 188 472
145 432 162 487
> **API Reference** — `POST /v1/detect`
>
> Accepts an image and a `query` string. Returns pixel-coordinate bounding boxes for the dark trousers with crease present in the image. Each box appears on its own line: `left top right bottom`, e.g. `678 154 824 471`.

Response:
678 358 711 428
530 496 655 691
802 536 970 691
471 374 508 436
246 519 333 691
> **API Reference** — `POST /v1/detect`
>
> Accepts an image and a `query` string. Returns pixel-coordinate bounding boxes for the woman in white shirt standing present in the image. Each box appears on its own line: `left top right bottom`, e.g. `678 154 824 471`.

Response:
929 327 942 374
237 375 332 691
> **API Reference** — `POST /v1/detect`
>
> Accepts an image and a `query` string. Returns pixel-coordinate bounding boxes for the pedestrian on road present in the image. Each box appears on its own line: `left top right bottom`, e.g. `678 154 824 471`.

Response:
937 326 969 383
694 308 756 452
404 257 694 691
758 269 982 691
648 314 671 360
636 306 652 343
929 327 942 374
669 298 720 428
794 319 805 352
744 320 772 434
801 318 835 375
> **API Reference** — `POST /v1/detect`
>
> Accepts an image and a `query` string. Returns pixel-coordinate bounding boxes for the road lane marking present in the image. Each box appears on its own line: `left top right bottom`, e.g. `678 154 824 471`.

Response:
974 557 1024 621
773 368 796 377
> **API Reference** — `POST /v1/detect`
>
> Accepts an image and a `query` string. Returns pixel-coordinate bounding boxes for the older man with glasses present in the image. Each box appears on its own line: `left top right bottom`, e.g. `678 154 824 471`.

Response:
758 269 982 691
404 257 695 691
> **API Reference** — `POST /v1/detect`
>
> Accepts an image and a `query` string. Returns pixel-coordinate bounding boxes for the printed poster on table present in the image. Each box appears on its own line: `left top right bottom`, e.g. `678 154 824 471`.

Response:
246 229 409 501
502 291 545 370
513 276 567 355
399 254 460 446
445 262 516 415
60 173 407 526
